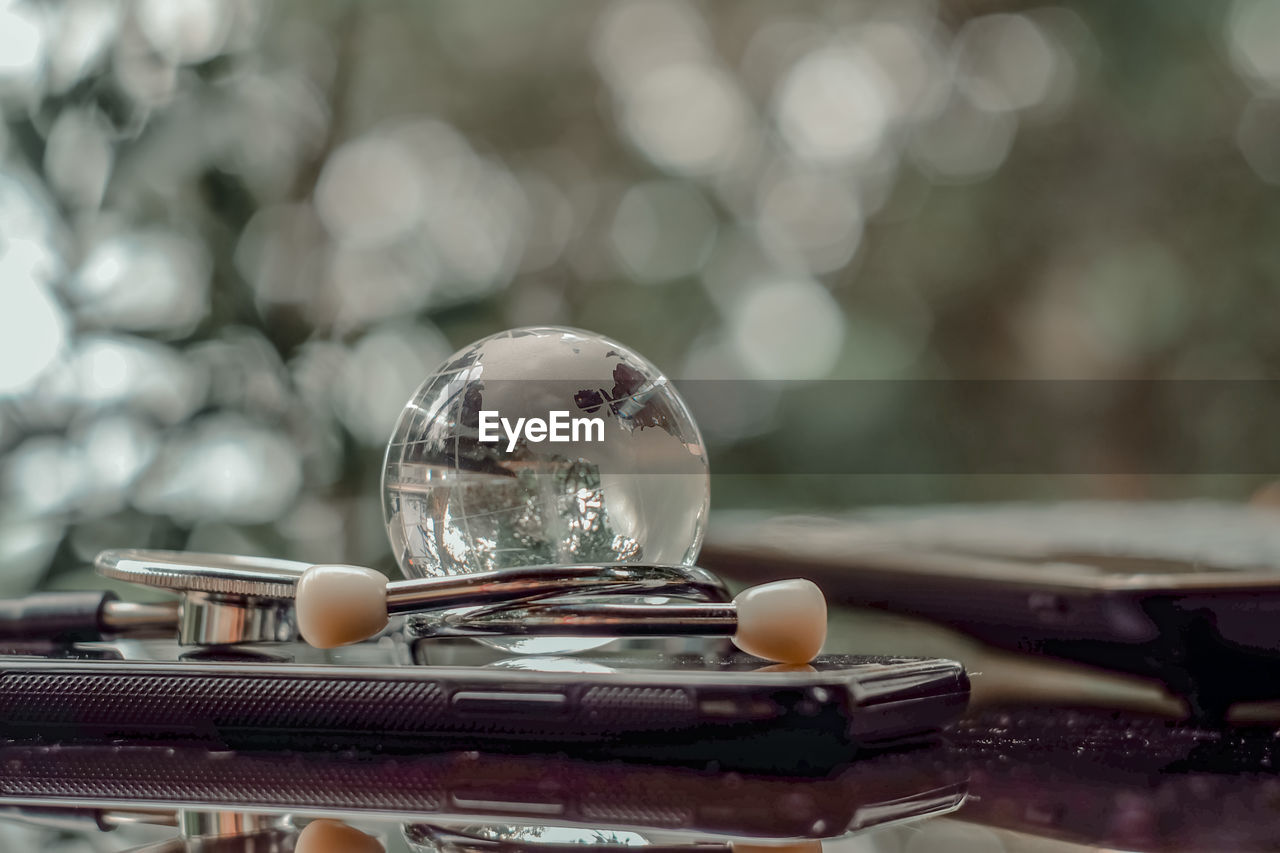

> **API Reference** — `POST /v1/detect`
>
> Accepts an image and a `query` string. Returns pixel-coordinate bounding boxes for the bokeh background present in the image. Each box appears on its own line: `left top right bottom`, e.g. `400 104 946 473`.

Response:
2 0 1279 592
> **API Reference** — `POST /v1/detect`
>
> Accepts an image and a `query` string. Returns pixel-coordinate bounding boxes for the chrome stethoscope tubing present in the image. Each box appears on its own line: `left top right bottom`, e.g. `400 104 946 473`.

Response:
0 549 729 647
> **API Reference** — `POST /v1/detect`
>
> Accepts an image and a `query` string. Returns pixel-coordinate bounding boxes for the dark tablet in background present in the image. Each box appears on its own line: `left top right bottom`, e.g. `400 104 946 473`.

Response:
702 501 1280 720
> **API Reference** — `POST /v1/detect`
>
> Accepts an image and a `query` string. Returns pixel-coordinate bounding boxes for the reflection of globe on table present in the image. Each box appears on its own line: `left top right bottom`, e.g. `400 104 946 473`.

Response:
382 326 710 653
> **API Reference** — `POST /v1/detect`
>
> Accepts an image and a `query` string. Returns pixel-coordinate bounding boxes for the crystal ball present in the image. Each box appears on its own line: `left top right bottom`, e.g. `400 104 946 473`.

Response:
382 326 710 653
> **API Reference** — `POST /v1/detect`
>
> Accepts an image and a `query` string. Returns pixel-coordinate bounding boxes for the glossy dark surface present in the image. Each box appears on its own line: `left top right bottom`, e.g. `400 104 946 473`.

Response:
7 705 1280 852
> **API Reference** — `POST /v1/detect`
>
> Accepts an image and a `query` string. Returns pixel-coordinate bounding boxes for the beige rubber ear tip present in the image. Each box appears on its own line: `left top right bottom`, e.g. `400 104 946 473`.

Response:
295 565 388 649
731 579 827 664
296 819 384 853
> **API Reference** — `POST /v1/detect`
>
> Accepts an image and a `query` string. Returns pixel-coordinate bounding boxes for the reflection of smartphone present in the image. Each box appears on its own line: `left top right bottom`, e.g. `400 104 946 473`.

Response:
702 504 1280 718
0 740 967 842
0 650 967 770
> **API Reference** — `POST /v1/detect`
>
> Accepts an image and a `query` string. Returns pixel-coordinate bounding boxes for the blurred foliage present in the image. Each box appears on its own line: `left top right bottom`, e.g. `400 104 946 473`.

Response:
1 0 1279 590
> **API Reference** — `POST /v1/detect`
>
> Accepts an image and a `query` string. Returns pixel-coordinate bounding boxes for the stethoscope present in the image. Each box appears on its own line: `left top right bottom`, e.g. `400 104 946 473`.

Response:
0 549 827 664
0 324 831 666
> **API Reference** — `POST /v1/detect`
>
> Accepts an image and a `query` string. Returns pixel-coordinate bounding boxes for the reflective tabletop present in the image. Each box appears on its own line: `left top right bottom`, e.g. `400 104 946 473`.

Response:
7 704 1280 853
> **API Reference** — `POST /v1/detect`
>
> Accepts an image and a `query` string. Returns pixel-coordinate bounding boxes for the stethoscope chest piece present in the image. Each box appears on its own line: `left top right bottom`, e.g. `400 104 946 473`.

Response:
96 550 308 646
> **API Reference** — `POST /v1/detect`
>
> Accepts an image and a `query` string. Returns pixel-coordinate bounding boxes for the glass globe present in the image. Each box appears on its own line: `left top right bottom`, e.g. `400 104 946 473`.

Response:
382 326 710 653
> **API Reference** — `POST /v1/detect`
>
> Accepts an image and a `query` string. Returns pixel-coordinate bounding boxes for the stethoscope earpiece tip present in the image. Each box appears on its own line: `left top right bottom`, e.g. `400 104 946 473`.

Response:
295 565 389 649
731 579 828 665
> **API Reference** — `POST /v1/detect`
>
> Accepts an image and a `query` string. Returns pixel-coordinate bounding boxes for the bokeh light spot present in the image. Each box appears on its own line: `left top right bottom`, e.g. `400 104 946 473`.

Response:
135 0 230 65
756 168 863 274
1237 96 1280 184
774 45 893 165
731 278 845 380
955 14 1060 112
611 181 718 283
335 322 454 446
0 0 45 89
592 0 710 88
70 230 210 333
43 107 112 208
911 87 1018 182
0 272 68 396
621 61 752 175
133 414 302 524
1228 0 1280 90
315 134 425 249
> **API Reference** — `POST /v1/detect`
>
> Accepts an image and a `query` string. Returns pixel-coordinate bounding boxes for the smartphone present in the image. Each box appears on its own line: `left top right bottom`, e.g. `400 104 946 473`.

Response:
0 646 967 770
702 502 1280 719
0 739 967 843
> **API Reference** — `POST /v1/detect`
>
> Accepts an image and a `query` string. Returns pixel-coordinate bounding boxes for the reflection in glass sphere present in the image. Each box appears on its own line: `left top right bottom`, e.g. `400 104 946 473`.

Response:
382 326 709 653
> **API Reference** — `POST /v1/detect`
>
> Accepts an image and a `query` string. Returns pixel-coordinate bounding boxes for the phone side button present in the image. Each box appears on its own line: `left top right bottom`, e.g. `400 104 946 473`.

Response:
451 691 568 717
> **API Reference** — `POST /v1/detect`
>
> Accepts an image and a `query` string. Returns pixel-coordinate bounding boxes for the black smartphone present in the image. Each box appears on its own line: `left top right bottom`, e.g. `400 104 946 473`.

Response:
702 502 1280 718
0 739 967 844
0 647 967 770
